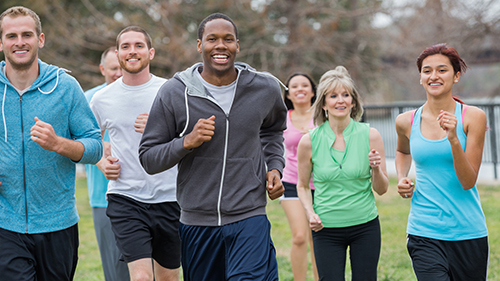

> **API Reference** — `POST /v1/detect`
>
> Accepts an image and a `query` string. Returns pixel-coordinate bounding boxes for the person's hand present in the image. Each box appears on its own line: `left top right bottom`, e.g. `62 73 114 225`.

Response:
134 113 149 133
397 177 414 199
30 117 61 152
368 148 381 169
309 213 323 232
183 115 215 150
102 156 121 180
266 169 284 200
437 110 457 141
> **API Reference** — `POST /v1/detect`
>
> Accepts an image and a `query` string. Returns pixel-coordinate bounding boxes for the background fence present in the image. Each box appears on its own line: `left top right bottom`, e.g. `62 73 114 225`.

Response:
363 102 500 179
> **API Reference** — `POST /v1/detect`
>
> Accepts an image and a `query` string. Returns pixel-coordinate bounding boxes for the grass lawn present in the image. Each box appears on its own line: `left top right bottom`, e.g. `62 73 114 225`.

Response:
74 178 500 280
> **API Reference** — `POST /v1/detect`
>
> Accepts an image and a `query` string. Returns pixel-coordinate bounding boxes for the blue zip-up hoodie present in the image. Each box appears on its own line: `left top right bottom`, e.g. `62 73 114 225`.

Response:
0 59 103 234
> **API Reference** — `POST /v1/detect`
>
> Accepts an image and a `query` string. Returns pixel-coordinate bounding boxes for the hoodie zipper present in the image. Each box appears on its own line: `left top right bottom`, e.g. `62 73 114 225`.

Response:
217 114 230 226
19 95 28 233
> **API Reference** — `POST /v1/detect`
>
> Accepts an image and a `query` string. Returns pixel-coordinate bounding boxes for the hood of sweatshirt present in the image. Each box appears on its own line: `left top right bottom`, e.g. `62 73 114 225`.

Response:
1 59 68 142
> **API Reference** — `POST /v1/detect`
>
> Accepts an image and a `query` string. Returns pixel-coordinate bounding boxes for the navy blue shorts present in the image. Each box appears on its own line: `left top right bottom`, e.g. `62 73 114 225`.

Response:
106 194 181 269
0 224 78 281
407 234 488 281
179 215 278 281
282 181 315 202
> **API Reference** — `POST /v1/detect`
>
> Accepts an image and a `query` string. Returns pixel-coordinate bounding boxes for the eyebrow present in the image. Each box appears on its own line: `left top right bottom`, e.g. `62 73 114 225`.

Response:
422 64 449 69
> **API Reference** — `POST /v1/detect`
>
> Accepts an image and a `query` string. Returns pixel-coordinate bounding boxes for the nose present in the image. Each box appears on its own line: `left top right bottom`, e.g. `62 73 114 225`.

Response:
215 38 227 49
430 70 438 80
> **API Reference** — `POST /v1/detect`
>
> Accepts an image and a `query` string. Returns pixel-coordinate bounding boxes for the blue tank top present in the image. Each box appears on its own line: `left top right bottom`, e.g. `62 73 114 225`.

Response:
408 102 488 240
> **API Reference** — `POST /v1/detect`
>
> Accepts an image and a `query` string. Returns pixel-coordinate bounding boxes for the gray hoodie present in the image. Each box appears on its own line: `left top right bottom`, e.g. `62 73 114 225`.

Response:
139 62 287 226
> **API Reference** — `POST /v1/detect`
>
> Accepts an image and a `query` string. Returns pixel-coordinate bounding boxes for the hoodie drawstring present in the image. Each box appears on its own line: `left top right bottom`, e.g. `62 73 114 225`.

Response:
2 84 7 142
38 68 65 95
179 87 189 137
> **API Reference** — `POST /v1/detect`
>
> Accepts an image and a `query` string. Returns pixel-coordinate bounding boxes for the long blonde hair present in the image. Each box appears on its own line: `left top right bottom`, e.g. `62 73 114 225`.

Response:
312 66 364 126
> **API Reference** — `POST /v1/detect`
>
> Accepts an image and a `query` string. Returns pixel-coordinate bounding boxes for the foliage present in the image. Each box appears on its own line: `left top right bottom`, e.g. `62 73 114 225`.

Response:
0 0 499 99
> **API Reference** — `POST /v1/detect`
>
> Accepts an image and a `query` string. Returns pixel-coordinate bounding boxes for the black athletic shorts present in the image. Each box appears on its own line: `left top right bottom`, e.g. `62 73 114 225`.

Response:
407 234 488 281
0 224 78 281
106 194 181 269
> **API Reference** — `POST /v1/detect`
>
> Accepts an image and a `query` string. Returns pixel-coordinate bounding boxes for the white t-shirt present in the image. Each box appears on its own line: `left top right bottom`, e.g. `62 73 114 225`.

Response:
90 75 177 203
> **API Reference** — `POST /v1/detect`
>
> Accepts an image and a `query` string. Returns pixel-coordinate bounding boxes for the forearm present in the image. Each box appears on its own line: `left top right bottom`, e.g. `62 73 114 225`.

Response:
450 139 479 190
371 167 389 195
395 151 412 180
139 137 190 174
297 183 315 219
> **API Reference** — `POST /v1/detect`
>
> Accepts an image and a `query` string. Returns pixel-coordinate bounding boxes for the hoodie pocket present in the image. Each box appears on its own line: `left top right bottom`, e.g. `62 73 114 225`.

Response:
177 156 223 213
220 158 265 214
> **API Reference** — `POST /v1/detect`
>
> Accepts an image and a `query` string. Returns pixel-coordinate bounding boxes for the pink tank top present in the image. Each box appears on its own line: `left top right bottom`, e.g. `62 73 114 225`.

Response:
282 110 315 189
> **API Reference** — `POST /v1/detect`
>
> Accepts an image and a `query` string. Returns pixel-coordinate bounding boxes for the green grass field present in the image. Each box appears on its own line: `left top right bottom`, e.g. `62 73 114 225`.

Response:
74 178 500 280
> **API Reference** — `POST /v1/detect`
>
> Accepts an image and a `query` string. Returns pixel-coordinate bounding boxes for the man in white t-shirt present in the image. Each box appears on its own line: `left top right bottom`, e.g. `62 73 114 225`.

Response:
90 26 179 281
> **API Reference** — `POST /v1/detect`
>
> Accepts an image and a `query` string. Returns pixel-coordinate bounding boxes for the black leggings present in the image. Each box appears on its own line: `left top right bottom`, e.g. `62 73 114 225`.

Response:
312 217 381 281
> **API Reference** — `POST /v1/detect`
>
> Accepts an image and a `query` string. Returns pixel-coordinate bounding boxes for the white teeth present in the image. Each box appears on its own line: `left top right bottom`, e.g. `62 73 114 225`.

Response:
213 55 227 59
14 50 27 54
430 83 441 86
297 94 305 98
128 58 139 62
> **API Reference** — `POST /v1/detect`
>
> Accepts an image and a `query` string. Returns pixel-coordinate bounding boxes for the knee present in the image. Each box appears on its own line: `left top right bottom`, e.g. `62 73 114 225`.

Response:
292 232 308 247
131 271 153 281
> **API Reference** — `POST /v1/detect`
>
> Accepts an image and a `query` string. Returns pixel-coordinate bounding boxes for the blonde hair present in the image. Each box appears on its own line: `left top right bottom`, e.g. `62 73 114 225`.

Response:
0 6 42 37
312 66 364 126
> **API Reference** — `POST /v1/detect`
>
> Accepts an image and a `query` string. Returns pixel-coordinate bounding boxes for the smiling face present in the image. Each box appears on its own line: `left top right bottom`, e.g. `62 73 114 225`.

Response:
0 15 44 71
286 75 315 107
197 18 239 82
117 30 154 74
420 54 460 97
323 85 354 119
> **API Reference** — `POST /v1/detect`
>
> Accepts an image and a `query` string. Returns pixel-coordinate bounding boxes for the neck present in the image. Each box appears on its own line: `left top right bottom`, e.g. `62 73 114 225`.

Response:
122 68 151 86
424 95 456 117
292 103 312 115
4 61 40 91
201 68 238 86
328 115 351 135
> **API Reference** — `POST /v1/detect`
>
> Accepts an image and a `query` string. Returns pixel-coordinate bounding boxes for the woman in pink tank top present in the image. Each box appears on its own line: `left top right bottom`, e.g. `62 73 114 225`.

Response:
280 73 318 281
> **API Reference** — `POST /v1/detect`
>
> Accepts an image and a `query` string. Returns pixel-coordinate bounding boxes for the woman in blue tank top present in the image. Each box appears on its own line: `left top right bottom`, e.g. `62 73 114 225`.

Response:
395 44 488 281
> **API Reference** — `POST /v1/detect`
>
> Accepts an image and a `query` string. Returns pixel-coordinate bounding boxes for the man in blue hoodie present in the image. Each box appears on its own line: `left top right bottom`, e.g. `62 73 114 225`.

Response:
0 6 103 281
140 13 286 280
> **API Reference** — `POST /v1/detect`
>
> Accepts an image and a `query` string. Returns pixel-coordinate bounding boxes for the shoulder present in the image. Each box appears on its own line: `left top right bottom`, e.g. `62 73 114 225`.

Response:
298 133 312 149
395 110 414 133
463 105 486 134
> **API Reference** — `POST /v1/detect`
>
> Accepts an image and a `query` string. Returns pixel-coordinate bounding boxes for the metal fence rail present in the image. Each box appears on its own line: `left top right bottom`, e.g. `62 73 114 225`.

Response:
363 102 500 179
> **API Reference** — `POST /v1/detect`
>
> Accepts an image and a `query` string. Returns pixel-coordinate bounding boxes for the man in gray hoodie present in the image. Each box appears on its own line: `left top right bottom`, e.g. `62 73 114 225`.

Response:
139 13 286 280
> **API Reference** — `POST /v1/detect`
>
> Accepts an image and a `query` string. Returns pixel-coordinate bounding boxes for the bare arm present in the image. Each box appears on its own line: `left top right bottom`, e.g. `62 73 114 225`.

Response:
296 133 323 232
368 128 388 195
30 117 85 162
438 106 486 190
395 112 415 199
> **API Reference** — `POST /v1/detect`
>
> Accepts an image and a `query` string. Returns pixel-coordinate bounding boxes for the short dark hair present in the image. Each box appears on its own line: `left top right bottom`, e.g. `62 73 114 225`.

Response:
198 13 238 40
116 26 152 50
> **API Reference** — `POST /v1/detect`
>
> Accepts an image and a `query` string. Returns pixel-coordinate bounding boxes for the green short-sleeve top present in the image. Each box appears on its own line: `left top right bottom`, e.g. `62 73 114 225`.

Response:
310 119 378 228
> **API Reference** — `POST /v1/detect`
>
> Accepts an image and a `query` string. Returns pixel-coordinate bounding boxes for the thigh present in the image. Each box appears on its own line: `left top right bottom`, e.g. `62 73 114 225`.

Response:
312 228 348 281
349 217 381 281
407 234 450 281
34 224 79 281
224 215 278 281
281 199 309 242
150 202 181 269
179 223 225 281
447 237 488 281
106 194 152 263
0 227 36 281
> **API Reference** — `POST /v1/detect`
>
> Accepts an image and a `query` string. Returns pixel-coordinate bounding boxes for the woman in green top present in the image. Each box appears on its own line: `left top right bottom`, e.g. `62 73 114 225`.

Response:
297 66 388 281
